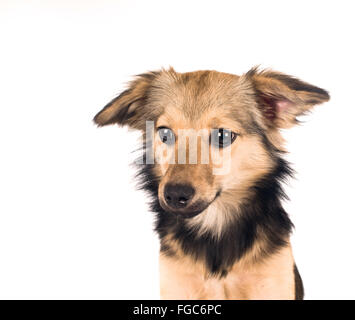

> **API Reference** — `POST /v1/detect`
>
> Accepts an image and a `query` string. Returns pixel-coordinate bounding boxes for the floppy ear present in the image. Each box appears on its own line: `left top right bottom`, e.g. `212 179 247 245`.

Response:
93 71 161 130
246 67 330 129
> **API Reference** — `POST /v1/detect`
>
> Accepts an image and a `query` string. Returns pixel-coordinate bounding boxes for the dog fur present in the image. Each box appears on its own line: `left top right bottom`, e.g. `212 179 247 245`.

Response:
94 67 329 299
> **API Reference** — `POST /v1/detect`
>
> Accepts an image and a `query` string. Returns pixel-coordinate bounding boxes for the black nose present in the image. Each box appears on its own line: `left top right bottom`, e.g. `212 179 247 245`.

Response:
164 183 195 209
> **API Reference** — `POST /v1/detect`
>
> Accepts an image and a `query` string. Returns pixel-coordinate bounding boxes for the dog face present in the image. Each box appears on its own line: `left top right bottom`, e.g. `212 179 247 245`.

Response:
94 68 329 223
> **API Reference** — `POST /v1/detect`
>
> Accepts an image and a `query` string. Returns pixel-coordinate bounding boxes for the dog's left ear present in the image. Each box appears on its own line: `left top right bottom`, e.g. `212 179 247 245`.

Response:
246 68 330 128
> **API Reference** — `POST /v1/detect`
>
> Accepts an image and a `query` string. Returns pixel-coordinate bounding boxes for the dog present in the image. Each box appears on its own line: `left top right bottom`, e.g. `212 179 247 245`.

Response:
94 67 329 299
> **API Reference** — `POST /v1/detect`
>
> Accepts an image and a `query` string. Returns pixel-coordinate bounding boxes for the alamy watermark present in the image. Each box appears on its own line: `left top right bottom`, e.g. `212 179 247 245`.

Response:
136 121 232 175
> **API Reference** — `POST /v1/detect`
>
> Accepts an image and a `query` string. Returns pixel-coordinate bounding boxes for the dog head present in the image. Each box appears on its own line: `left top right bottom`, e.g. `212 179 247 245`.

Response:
94 67 329 223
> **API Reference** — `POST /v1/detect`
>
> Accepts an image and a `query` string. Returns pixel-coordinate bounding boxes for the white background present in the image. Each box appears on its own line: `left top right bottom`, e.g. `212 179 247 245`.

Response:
0 0 354 299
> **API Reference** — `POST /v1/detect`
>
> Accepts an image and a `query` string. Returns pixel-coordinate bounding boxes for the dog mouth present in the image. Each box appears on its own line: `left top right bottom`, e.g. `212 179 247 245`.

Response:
159 190 221 219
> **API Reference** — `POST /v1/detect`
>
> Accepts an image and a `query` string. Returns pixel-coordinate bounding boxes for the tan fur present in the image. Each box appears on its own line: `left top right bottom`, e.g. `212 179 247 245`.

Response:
160 242 295 300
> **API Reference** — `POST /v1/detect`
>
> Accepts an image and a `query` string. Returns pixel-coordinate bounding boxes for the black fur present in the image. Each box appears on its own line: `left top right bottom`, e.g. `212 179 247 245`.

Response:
136 148 294 277
246 67 329 98
294 264 304 300
267 72 329 98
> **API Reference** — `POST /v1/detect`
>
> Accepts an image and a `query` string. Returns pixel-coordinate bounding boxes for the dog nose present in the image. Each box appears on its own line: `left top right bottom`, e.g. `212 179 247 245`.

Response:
164 183 195 209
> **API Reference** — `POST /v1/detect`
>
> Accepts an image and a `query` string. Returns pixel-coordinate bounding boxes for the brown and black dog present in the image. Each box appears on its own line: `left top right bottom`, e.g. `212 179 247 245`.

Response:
94 67 329 299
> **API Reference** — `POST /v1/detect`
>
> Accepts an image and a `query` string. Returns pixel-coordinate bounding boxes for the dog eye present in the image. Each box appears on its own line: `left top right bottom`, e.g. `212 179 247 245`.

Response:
158 127 175 145
211 129 237 148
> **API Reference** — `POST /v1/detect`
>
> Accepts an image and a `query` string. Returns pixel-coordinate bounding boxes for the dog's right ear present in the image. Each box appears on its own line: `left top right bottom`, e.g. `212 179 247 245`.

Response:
93 71 161 130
